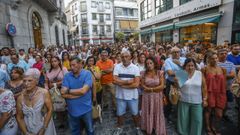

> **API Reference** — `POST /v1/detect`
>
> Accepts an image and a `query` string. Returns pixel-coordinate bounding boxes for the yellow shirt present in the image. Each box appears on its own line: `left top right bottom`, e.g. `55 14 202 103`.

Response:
63 60 70 70
85 66 102 92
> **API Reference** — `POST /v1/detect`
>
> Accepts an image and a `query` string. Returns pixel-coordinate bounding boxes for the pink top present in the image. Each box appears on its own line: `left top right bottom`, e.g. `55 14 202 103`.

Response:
45 67 68 89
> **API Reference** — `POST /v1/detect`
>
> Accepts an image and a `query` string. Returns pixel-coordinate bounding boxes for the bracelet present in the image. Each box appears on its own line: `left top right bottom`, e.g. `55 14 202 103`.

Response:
42 125 47 130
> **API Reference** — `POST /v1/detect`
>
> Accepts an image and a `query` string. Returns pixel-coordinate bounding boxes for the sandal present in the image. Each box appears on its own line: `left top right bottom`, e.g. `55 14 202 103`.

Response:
211 128 221 135
206 129 214 135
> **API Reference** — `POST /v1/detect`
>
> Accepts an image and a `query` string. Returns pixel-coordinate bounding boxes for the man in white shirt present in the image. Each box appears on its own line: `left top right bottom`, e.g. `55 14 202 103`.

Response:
113 50 142 135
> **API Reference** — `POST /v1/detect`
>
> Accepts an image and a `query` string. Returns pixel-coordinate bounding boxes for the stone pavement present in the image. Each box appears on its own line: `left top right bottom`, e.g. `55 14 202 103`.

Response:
55 100 240 135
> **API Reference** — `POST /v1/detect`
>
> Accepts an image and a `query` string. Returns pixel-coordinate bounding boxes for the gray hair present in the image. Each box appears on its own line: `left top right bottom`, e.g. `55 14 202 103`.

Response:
24 68 41 80
121 50 131 56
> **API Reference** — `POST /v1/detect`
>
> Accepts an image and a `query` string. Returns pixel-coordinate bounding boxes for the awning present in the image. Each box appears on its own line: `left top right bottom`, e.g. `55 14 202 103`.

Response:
70 26 78 32
140 28 152 35
153 23 174 33
175 13 222 29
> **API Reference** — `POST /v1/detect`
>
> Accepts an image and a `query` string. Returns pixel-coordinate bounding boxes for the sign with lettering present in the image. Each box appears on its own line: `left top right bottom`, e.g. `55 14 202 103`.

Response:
140 0 222 28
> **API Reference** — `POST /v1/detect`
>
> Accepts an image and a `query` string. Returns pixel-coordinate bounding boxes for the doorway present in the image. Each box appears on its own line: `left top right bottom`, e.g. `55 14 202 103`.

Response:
32 12 43 49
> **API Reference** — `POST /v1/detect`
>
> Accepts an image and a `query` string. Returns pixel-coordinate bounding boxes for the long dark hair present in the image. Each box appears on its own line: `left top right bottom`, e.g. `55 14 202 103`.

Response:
145 57 159 73
85 56 96 67
49 56 62 72
62 52 70 62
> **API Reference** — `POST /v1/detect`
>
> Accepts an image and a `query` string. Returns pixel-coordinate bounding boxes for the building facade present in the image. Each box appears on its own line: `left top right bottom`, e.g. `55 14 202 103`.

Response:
0 0 68 50
138 0 237 45
66 0 114 46
113 0 139 41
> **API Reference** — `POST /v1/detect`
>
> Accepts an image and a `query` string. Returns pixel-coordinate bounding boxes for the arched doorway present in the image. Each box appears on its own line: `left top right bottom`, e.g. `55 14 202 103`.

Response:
32 12 42 49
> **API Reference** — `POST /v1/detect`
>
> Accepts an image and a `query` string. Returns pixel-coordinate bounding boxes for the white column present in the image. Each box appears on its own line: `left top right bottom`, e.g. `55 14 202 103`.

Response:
173 0 179 8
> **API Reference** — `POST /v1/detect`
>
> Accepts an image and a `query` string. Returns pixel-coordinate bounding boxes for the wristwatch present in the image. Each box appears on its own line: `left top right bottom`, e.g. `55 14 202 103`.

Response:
66 88 70 94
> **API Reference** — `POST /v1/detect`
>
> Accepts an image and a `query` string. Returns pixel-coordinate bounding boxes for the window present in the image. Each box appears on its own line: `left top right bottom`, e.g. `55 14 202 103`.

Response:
92 13 97 20
100 25 105 35
91 1 97 8
105 2 110 9
115 8 123 16
129 9 134 16
123 8 128 16
140 0 152 21
98 2 104 11
62 29 66 45
81 14 87 22
155 0 173 15
180 0 191 5
133 9 138 17
72 5 74 12
92 25 98 34
75 15 78 22
106 25 111 32
75 3 77 10
82 25 88 35
99 14 104 22
115 21 120 30
234 0 240 25
106 14 111 20
80 1 87 12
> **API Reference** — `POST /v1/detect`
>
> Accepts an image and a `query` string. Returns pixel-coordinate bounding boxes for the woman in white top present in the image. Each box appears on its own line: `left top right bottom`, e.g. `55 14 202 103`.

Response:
177 58 208 135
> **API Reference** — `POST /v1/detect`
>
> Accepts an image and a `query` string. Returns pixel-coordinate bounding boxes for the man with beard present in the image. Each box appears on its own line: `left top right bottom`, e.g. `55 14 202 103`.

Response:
227 44 240 71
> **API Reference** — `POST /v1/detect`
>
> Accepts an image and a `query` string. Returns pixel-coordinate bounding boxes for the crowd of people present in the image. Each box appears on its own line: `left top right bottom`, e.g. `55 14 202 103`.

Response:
0 41 240 135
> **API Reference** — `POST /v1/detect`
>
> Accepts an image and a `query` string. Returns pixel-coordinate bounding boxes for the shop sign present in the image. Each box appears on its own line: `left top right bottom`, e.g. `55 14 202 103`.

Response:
6 23 17 36
140 0 222 28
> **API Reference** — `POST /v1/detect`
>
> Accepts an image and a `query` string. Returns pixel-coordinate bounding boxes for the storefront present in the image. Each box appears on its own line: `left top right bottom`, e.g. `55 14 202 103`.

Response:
155 30 173 43
176 13 221 45
232 0 240 43
179 23 217 45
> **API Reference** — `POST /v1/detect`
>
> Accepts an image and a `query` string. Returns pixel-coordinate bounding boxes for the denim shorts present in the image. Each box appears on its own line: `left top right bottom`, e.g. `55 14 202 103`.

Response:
116 98 139 116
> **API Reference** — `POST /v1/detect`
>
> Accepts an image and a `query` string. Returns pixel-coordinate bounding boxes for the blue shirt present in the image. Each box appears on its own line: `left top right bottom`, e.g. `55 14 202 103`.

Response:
0 69 10 88
164 57 186 81
226 54 240 65
62 69 93 117
7 60 29 73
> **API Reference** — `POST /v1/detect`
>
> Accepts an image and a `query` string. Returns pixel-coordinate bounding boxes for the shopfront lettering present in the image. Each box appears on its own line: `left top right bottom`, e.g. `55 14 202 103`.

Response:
140 0 222 28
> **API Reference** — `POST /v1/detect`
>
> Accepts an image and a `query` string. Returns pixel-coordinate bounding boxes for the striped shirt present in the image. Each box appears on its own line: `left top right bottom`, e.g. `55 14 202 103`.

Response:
218 61 236 90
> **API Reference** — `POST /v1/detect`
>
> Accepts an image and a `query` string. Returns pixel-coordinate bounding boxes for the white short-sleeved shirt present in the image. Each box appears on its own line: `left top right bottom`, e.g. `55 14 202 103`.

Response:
113 63 140 100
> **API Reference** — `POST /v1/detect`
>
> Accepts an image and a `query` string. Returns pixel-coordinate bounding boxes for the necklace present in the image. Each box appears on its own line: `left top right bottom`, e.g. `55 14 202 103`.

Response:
27 87 38 101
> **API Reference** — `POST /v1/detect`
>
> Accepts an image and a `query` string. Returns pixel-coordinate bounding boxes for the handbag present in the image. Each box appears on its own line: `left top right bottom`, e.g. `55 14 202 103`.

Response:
92 104 102 123
231 79 240 97
49 83 66 112
169 85 180 105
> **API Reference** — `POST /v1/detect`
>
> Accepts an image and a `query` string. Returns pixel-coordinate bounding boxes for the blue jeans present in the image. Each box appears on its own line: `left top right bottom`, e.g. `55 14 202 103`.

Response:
68 110 94 135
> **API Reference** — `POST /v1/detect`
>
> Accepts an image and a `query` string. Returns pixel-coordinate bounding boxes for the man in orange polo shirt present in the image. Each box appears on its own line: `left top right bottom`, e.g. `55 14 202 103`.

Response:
96 50 115 109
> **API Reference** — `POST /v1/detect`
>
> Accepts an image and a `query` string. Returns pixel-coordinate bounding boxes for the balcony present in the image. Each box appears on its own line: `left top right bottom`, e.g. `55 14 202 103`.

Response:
33 0 58 12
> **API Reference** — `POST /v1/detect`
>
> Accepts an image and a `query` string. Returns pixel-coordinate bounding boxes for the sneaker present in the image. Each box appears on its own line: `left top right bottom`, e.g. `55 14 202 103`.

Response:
112 127 123 135
136 127 144 135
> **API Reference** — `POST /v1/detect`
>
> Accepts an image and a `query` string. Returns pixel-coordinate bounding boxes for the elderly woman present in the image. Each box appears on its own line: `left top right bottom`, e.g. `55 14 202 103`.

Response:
16 68 56 135
0 88 18 135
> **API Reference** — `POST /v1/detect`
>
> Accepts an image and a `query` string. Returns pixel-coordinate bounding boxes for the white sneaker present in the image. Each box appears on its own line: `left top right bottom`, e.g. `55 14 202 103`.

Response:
112 127 123 135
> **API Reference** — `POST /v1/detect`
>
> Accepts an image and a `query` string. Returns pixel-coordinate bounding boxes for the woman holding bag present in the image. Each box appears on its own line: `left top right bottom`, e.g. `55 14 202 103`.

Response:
177 58 208 135
44 56 68 129
140 57 166 135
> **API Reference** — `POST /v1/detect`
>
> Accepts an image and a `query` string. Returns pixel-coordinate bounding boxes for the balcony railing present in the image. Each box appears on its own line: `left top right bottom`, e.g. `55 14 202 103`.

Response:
33 0 58 12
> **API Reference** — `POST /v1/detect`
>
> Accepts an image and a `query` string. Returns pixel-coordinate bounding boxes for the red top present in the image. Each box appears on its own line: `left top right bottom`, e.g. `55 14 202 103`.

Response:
205 73 226 93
